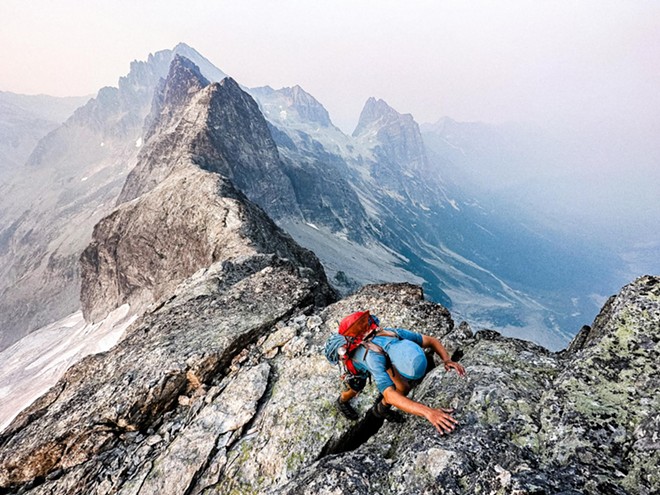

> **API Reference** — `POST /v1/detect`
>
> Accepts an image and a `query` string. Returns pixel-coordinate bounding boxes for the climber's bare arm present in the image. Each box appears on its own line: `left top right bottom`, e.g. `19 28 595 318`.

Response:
382 386 458 434
421 335 466 376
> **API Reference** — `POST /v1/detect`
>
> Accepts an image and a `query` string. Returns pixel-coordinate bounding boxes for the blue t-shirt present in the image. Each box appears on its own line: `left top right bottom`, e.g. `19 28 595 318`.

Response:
350 328 424 393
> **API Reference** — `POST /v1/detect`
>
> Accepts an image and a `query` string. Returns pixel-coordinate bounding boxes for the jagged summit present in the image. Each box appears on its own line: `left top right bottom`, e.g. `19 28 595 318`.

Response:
352 97 414 137
172 42 229 83
81 56 331 323
119 56 301 221
145 54 210 132
282 84 332 127
349 96 434 203
250 84 333 128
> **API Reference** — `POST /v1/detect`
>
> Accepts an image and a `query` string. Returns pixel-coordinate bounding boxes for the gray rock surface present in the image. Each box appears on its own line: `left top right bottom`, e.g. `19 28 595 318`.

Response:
81 56 326 323
119 55 301 222
2 275 657 494
0 45 225 351
0 253 331 491
276 276 660 495
80 165 328 322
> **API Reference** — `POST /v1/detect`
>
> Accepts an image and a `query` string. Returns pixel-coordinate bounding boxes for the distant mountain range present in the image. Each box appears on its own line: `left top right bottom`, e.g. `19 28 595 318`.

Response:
0 43 625 351
0 50 656 493
0 91 89 182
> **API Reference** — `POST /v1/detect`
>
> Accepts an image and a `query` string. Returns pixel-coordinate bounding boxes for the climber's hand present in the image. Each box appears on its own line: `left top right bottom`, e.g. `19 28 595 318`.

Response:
444 360 466 376
425 407 458 435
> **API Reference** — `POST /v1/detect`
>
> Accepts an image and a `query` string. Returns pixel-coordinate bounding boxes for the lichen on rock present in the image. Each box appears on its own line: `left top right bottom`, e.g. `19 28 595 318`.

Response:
1 52 658 495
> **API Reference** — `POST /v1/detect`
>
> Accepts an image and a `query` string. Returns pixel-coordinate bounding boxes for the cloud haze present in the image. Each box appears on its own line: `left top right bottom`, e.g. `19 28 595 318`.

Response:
2 1 659 130
2 0 658 272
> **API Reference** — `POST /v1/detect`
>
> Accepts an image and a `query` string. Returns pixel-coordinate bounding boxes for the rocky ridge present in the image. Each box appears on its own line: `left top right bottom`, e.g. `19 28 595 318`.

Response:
0 52 657 495
81 56 328 324
118 56 301 221
0 44 226 351
1 268 657 494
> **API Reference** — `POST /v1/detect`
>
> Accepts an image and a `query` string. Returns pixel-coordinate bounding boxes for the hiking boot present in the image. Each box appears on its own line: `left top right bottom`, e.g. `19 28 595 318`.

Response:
336 398 359 421
373 402 405 423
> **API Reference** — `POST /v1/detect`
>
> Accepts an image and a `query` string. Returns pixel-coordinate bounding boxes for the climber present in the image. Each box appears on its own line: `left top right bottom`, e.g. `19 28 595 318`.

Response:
324 311 466 435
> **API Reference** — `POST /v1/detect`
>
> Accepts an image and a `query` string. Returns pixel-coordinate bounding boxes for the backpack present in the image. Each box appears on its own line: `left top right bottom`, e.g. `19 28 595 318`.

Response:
325 311 399 378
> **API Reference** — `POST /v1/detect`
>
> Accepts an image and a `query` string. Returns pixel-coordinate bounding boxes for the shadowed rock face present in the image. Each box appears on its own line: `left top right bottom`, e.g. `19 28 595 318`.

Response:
118 56 301 221
81 56 320 323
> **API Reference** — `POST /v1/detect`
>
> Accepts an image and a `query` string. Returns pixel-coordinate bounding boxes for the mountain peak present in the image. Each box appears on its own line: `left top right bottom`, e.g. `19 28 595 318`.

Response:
167 55 210 95
218 76 241 92
119 56 302 221
250 84 332 128
143 55 209 139
352 97 407 137
172 43 228 83
173 41 193 52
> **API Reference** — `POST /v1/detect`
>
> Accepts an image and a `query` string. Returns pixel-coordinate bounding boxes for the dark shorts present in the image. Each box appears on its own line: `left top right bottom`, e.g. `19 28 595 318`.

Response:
343 374 367 392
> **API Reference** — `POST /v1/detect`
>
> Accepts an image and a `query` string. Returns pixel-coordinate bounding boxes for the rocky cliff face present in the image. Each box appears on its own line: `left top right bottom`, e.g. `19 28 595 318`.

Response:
118 56 300 222
0 45 226 351
352 97 438 205
81 56 333 324
1 268 657 494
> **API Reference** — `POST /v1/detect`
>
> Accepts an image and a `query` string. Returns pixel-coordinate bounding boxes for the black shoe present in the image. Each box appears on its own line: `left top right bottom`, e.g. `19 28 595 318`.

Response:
336 398 359 421
373 402 405 423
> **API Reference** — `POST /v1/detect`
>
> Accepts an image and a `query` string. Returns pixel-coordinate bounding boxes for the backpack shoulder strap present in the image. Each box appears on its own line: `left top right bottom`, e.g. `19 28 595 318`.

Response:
374 329 400 339
344 329 401 376
361 330 401 371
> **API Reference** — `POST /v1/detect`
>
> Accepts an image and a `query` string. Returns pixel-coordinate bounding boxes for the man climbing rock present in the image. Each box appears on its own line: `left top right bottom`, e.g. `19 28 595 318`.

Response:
325 311 466 435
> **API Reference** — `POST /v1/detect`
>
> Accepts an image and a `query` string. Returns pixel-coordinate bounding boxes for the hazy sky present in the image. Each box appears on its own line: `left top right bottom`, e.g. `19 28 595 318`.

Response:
2 0 659 265
3 0 660 134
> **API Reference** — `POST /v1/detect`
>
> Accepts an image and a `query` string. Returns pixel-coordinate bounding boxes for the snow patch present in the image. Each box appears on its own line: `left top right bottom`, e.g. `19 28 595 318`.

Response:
0 305 137 433
135 137 143 148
